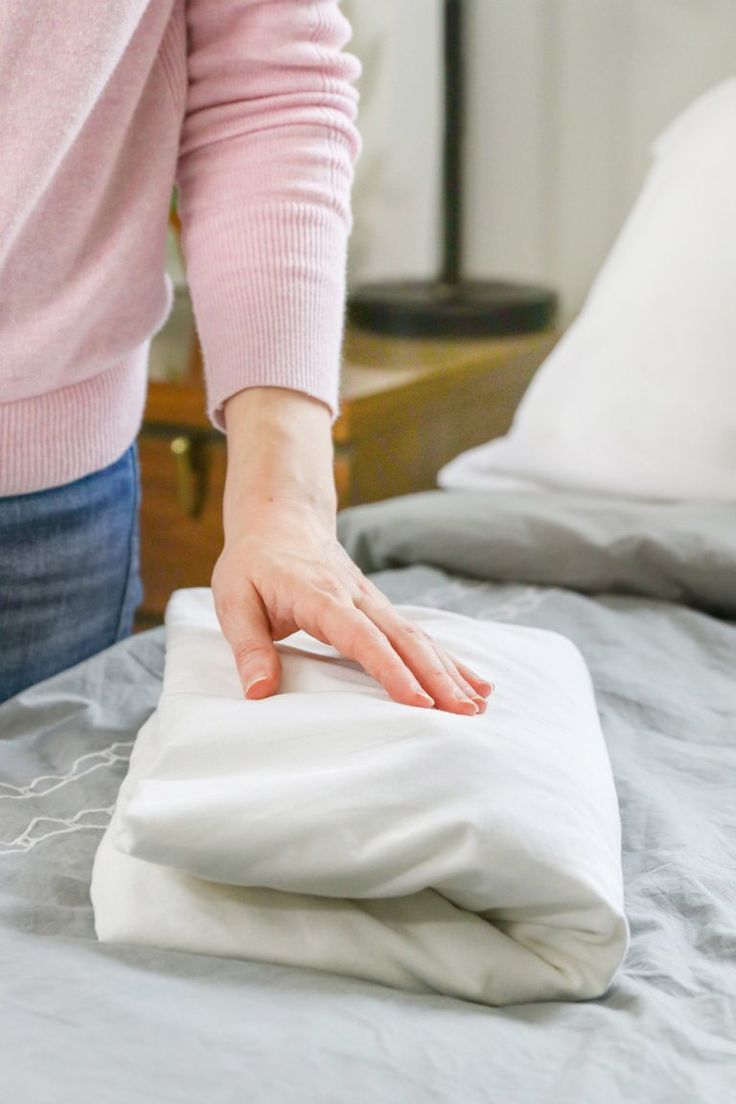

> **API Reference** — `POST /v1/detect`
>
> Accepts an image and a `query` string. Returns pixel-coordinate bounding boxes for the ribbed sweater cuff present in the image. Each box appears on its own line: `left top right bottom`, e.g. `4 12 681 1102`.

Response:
181 202 349 432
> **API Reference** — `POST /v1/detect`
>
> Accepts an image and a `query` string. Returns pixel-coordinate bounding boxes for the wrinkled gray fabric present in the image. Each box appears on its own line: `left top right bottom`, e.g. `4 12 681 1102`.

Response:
1 491 735 1103
337 489 736 616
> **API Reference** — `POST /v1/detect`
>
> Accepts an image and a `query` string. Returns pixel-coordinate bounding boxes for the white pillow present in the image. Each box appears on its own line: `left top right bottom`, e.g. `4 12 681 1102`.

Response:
91 587 628 1006
438 78 736 502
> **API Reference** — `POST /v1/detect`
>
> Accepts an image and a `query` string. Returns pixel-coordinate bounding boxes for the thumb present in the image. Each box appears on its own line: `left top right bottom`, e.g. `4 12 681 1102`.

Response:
214 584 282 700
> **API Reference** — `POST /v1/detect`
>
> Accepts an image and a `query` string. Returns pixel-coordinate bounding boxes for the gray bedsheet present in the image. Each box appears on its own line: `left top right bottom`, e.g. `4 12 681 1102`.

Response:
1 489 735 1103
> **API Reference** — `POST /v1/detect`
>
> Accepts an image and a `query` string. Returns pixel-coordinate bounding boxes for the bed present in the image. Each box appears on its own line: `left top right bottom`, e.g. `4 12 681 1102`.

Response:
1 487 735 1102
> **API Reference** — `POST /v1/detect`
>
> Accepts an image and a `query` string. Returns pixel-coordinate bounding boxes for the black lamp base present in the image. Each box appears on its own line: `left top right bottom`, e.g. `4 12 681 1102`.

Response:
347 278 557 339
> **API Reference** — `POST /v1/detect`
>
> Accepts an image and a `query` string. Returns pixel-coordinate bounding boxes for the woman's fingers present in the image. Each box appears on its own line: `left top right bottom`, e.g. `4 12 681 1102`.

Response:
454 658 495 699
315 600 436 709
354 591 488 715
212 536 494 715
429 645 489 714
213 582 282 699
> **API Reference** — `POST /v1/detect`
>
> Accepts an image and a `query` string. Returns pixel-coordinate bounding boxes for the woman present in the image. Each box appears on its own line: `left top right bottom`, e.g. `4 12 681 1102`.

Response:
0 0 491 714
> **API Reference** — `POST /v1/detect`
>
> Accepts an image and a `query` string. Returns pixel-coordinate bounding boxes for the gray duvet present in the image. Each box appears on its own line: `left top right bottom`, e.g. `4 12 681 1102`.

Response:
1 489 734 1103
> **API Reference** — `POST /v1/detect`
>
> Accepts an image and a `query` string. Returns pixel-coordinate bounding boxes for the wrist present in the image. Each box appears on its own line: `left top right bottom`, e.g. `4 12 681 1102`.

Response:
221 386 338 538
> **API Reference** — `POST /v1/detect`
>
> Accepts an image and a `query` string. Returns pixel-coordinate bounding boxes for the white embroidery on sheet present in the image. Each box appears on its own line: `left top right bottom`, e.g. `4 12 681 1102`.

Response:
0 742 132 801
0 805 115 855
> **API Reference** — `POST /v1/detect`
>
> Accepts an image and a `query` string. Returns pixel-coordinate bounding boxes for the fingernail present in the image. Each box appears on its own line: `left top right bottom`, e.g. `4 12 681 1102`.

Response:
453 687 478 713
463 666 493 696
413 686 435 707
467 689 487 713
245 674 270 697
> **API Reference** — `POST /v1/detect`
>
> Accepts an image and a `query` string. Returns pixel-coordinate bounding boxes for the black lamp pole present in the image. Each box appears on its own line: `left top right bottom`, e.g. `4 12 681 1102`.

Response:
441 0 464 286
347 0 557 338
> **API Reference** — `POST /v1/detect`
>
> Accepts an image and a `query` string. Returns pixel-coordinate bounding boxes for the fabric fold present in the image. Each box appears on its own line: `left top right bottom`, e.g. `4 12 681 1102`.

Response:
91 587 628 1006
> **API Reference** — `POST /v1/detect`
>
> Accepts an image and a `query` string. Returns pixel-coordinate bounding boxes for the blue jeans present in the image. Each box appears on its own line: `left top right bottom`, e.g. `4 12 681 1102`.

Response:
0 443 144 704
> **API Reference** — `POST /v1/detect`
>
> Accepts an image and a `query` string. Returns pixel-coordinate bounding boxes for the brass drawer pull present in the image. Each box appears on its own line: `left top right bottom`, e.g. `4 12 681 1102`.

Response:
170 435 205 518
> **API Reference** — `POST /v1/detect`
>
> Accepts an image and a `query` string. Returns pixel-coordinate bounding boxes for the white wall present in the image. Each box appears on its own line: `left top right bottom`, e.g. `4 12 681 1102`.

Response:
344 0 736 325
342 0 442 282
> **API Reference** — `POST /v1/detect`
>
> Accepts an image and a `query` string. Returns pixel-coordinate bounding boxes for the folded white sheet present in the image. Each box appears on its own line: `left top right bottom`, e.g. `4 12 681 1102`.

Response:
91 588 629 1006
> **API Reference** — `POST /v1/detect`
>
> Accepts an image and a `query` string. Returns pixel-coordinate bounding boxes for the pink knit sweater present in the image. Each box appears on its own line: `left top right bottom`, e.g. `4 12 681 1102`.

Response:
0 0 362 495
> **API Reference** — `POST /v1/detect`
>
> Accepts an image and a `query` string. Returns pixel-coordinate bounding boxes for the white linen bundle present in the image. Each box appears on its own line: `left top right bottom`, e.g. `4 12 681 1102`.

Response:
91 588 629 1006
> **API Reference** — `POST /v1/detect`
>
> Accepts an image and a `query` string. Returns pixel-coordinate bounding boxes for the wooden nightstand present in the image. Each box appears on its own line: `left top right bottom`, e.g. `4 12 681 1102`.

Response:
136 301 558 627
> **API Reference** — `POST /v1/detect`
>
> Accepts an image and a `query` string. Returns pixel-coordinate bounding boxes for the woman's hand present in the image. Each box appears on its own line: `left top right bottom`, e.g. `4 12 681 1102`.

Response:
211 387 493 715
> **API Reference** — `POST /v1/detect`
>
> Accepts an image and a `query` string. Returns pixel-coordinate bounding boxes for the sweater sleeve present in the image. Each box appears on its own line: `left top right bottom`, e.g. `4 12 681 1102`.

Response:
174 0 363 430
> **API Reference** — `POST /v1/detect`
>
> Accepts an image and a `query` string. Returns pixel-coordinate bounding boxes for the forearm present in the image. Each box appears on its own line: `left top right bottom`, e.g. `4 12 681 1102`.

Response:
221 387 338 540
